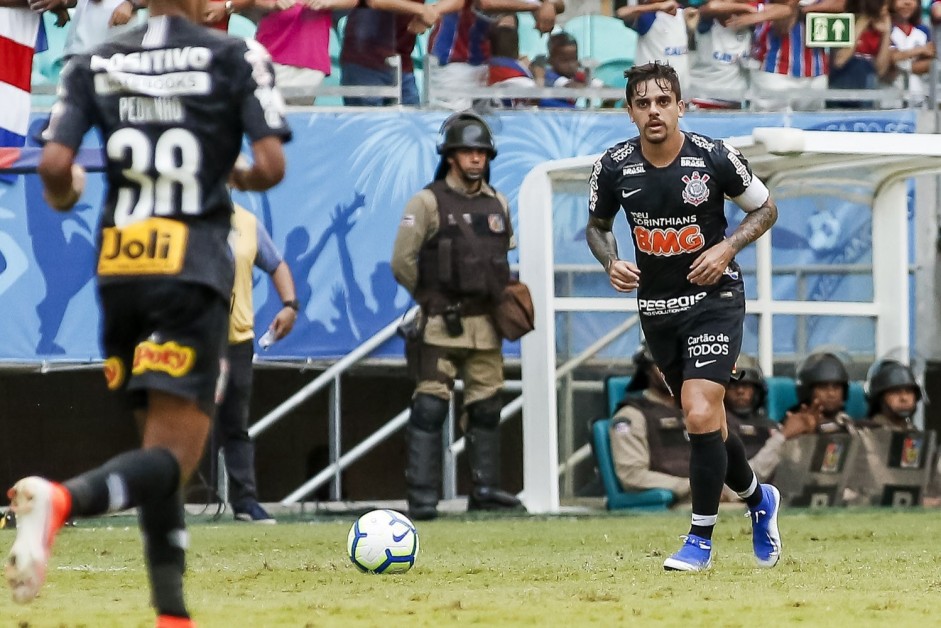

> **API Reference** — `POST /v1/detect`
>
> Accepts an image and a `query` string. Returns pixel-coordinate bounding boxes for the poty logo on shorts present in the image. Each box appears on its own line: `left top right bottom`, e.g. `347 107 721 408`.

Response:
132 340 196 377
681 172 710 206
634 225 704 256
686 333 730 357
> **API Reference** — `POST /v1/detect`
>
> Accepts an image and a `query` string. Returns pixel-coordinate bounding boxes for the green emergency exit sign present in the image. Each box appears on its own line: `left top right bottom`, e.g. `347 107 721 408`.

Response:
805 13 855 48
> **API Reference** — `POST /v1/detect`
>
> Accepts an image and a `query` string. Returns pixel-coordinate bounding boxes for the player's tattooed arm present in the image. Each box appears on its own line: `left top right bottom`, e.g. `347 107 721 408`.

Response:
586 214 619 270
587 214 641 293
725 197 777 254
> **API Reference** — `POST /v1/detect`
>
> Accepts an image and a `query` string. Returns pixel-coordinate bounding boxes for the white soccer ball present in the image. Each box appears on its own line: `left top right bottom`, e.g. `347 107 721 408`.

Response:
347 509 419 574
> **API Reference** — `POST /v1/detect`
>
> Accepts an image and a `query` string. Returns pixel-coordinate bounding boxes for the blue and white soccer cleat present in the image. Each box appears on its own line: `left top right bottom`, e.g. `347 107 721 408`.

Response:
748 484 782 568
663 534 713 572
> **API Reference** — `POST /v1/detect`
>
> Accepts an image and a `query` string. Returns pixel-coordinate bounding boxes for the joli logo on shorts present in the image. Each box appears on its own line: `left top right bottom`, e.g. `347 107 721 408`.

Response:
687 333 730 357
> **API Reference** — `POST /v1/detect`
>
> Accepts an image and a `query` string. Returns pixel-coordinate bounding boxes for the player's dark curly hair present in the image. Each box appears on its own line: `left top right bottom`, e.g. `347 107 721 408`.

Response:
624 62 682 105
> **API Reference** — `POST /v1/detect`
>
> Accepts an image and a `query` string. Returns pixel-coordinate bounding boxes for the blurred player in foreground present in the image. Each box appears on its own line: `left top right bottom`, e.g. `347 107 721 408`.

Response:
4 0 290 623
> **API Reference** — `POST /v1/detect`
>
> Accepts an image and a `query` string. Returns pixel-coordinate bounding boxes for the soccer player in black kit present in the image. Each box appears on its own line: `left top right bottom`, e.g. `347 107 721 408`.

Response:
587 63 780 572
4 0 290 623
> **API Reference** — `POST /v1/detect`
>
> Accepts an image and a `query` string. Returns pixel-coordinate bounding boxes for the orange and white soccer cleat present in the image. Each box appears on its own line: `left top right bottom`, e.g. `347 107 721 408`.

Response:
4 477 71 604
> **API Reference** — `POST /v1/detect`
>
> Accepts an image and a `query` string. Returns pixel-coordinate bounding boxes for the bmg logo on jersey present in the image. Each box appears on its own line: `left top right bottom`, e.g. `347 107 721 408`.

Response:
633 225 704 256
687 333 730 358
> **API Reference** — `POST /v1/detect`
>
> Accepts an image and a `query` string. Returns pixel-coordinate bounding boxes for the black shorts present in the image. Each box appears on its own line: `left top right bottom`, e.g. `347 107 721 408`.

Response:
99 280 229 417
641 288 744 399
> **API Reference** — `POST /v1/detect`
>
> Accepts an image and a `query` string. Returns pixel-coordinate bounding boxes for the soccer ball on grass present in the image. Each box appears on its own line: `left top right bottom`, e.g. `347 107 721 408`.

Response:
347 509 419 574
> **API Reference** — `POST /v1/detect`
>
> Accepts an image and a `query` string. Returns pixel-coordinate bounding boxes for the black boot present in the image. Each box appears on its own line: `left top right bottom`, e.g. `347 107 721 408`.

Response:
465 397 523 512
405 395 448 521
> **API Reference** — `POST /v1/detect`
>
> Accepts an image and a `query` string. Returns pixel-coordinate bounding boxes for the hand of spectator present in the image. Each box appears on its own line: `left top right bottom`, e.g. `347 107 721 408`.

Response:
275 0 296 10
306 0 336 9
253 0 278 12
922 42 937 59
724 8 757 31
418 2 440 27
407 15 430 34
28 0 65 13
534 1 557 34
658 0 679 16
52 6 70 26
203 0 228 24
607 259 641 293
872 6 891 34
109 0 135 26
683 6 699 28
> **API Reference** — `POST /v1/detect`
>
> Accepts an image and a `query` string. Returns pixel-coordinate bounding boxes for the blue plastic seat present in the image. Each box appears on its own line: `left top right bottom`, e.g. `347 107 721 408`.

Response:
562 15 637 65
228 14 257 39
590 419 674 511
604 375 633 417
592 57 633 89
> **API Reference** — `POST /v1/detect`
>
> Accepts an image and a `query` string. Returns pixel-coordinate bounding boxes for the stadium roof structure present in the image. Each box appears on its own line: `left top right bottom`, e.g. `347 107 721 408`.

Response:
517 128 941 514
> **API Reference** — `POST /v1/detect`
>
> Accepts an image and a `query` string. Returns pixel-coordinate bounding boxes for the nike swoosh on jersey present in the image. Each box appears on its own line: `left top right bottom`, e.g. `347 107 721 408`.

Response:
695 359 717 368
621 188 641 199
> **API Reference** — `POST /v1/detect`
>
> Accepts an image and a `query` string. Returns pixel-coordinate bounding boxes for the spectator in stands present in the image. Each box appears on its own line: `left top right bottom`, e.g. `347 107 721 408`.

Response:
428 0 564 109
340 0 463 106
487 14 536 108
609 343 691 501
63 0 146 59
689 0 792 108
750 0 843 110
864 359 922 430
535 31 608 108
932 0 941 24
617 0 698 95
253 0 357 105
726 354 815 481
827 0 894 109
888 0 934 105
787 351 855 433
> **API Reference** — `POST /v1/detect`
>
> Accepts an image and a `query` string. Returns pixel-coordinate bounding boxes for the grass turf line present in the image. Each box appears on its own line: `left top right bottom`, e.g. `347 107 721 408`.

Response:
1 509 939 627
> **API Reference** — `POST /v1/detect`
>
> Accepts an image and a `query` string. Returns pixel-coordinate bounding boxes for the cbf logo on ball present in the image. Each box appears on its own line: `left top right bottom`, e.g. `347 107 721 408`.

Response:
687 333 730 359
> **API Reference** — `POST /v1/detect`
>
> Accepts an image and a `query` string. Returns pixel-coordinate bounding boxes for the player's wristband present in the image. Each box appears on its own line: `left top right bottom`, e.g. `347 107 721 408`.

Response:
283 299 300 312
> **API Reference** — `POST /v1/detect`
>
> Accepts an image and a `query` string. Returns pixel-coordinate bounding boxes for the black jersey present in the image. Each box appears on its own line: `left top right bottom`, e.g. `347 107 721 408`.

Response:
589 132 764 318
44 15 291 299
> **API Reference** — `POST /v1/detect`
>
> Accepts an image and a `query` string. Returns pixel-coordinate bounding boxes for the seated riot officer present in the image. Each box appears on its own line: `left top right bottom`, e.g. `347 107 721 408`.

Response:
864 359 922 430
726 354 814 482
786 351 856 434
609 344 691 501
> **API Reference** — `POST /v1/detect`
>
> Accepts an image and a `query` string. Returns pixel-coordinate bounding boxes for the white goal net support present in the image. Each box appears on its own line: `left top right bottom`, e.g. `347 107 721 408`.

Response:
516 128 941 514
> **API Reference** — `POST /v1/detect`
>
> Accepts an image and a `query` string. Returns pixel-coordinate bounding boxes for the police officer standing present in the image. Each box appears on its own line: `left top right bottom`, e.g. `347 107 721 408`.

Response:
391 112 522 521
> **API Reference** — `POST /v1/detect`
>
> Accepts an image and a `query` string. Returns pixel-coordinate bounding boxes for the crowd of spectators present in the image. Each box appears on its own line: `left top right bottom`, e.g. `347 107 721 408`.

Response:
12 0 941 109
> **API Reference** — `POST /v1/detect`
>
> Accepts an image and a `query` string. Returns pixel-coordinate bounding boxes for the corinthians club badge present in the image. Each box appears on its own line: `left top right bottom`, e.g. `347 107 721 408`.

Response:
682 171 710 206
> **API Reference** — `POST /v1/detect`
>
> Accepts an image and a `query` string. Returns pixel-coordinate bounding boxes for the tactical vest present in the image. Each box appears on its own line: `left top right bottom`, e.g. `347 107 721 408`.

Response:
416 181 511 315
621 397 690 478
727 412 777 459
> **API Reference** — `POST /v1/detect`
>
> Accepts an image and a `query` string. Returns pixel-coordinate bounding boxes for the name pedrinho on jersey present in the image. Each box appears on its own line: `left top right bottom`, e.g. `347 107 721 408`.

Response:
589 132 756 311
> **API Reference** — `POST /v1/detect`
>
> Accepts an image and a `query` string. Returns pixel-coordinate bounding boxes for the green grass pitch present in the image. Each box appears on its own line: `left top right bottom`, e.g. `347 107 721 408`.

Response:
2 508 939 627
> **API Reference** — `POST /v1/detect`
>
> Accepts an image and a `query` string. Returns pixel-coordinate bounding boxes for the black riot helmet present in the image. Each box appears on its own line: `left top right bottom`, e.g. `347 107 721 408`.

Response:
796 351 849 404
865 359 922 414
731 354 767 410
433 111 498 181
626 342 656 392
